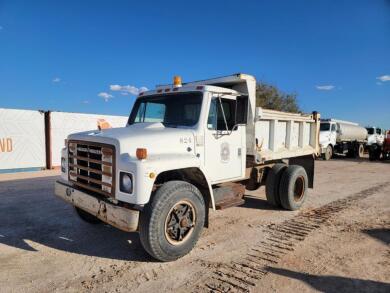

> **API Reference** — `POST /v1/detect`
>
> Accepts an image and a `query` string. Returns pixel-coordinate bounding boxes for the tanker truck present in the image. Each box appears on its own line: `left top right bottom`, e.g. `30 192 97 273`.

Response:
319 119 367 160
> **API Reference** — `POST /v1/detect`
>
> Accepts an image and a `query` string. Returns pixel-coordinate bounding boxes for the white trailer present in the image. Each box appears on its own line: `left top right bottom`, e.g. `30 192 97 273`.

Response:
319 118 367 160
54 73 320 261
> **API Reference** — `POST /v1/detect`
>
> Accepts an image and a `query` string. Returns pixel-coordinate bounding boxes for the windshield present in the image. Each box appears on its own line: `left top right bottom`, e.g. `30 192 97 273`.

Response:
128 92 203 127
320 123 330 131
366 127 375 135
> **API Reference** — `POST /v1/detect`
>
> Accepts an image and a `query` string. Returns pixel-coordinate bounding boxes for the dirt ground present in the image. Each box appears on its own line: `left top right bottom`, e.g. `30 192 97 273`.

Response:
0 158 389 293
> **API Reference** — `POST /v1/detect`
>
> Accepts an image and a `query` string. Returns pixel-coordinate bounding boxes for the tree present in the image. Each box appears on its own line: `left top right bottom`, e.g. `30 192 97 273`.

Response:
256 82 300 113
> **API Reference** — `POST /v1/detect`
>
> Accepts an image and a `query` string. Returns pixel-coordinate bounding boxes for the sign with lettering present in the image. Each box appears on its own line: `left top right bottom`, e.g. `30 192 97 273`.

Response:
0 138 13 152
0 108 46 170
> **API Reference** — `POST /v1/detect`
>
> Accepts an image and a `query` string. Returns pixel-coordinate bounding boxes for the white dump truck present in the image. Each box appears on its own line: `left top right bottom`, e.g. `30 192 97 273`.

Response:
55 74 320 261
319 119 367 160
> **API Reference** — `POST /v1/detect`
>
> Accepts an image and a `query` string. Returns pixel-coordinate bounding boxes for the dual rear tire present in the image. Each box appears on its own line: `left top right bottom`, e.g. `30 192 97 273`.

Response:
265 164 308 211
348 143 364 158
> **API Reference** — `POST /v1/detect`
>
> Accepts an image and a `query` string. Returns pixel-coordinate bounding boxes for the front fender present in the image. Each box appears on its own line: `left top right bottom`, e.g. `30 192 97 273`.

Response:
117 153 214 207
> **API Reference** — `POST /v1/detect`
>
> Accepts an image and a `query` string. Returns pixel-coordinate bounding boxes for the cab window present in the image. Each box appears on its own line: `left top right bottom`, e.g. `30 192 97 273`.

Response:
207 98 236 131
134 102 166 123
320 123 330 131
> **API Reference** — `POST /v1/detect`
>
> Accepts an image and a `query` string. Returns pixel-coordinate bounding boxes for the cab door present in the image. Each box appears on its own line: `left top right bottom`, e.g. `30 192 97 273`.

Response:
377 128 385 145
330 123 337 145
204 95 246 183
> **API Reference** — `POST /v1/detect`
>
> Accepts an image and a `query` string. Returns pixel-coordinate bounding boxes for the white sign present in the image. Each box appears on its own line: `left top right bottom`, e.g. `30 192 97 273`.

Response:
0 108 46 170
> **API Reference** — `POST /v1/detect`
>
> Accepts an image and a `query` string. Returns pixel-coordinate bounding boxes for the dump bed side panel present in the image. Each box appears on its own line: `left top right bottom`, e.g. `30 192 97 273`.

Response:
253 108 320 163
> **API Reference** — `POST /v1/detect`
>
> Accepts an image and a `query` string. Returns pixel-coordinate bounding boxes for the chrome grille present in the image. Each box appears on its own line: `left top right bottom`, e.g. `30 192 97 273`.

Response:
68 140 115 197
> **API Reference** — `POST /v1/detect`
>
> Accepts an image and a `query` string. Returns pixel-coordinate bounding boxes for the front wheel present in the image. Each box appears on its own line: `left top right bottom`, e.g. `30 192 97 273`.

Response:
369 144 381 161
323 145 333 161
139 181 205 262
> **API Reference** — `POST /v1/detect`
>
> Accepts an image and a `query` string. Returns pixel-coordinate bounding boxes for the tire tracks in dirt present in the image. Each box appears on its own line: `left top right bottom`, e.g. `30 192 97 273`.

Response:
193 182 389 293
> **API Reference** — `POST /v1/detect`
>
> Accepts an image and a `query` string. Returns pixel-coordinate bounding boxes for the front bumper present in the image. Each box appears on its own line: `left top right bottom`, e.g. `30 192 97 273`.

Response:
54 180 139 232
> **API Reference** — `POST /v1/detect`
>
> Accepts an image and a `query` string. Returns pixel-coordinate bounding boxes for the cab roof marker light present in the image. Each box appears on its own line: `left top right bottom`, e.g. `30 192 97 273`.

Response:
157 89 163 93
164 88 170 92
173 87 179 91
196 86 204 90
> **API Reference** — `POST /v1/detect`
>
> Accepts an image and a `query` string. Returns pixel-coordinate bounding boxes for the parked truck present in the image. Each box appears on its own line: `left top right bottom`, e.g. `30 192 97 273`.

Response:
319 119 367 160
368 129 389 161
366 126 385 147
54 74 320 261
382 131 390 160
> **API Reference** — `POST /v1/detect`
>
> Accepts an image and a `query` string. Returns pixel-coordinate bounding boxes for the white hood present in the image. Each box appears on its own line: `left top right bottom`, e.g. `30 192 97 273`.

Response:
68 122 196 157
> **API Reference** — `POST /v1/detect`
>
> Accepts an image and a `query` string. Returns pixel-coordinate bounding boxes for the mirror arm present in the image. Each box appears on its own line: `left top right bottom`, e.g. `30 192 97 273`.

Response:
217 95 229 132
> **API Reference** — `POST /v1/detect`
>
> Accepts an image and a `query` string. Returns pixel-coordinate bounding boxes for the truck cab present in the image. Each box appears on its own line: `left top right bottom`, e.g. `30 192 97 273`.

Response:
366 126 385 146
55 73 319 261
60 75 254 204
319 120 337 160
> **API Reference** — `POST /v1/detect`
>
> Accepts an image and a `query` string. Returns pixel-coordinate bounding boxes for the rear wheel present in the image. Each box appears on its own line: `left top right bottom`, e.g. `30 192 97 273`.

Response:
265 163 287 207
357 144 364 158
75 207 101 224
279 165 308 211
246 168 260 191
139 181 205 262
323 145 333 161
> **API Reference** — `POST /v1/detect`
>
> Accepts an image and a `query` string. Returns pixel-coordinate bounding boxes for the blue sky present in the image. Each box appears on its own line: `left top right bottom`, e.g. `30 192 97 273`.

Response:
0 0 389 127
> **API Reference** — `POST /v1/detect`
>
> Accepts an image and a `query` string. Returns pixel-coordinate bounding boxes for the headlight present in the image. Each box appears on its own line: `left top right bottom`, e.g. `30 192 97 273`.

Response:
61 157 66 173
120 172 133 194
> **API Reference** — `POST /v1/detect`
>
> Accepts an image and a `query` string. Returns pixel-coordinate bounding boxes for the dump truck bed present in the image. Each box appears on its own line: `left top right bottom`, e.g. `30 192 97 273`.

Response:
252 108 320 163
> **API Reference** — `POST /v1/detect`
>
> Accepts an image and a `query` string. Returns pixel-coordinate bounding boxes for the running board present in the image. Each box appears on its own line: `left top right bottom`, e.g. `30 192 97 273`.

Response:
215 197 245 210
213 183 245 210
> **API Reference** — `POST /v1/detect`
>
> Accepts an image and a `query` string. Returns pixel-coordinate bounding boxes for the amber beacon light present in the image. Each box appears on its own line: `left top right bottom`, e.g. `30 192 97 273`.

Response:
173 75 182 87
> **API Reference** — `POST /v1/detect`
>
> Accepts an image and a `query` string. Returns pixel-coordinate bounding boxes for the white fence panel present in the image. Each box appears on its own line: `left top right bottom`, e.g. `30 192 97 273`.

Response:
50 112 128 166
0 108 46 171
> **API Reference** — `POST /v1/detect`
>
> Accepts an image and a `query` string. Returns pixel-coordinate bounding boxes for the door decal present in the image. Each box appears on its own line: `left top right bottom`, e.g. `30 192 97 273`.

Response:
220 142 230 163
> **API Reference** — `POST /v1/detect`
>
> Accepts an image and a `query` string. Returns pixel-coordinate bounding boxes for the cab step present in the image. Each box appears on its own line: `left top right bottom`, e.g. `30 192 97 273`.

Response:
215 197 245 210
213 183 245 210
